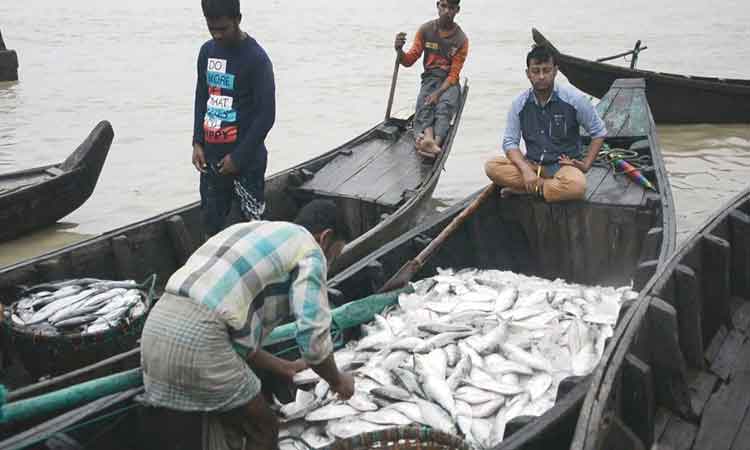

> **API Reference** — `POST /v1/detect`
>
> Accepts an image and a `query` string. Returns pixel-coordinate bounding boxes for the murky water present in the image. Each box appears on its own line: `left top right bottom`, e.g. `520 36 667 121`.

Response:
0 0 749 264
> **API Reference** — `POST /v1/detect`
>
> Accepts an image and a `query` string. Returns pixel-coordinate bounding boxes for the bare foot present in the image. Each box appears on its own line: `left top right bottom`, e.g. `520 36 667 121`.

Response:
420 137 442 157
415 132 425 149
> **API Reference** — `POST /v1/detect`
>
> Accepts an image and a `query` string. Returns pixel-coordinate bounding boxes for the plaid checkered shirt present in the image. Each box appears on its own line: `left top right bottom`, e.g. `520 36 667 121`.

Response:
164 221 333 364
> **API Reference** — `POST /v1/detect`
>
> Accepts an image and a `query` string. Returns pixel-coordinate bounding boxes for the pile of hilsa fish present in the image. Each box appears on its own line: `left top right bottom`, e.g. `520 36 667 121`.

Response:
277 268 638 450
6 278 149 336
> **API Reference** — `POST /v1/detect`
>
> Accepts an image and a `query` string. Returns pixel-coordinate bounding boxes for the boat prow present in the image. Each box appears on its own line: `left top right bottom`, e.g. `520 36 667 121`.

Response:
0 121 114 242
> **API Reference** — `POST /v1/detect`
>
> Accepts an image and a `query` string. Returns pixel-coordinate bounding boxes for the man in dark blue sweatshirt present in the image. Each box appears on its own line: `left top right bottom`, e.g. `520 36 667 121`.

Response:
192 0 275 238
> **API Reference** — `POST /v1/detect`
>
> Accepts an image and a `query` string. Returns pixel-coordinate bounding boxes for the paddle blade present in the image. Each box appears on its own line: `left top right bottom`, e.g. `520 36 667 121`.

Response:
377 259 422 293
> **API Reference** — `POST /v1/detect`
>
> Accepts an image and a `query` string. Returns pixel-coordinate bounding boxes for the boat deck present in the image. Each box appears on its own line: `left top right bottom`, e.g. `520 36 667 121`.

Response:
585 163 649 207
297 127 433 207
654 298 750 450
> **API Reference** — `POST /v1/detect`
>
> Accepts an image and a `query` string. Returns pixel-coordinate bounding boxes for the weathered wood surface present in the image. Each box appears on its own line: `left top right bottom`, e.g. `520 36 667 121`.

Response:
675 265 705 369
701 234 733 344
692 370 750 450
622 354 655 447
659 413 698 450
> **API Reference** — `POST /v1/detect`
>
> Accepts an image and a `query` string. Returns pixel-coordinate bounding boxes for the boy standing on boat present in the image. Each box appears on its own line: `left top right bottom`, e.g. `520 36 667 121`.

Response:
485 45 607 202
140 200 355 450
394 0 468 159
192 0 275 238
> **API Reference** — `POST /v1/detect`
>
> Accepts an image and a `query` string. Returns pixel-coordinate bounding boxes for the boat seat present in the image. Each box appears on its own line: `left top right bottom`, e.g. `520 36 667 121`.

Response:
294 130 433 207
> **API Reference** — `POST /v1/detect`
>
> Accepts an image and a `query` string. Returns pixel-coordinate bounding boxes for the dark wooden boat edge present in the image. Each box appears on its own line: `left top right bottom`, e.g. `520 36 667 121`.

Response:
571 184 750 450
533 29 750 93
0 121 114 242
532 28 750 124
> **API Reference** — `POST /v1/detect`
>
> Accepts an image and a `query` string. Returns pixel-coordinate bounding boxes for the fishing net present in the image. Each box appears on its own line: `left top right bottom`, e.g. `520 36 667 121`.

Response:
1 274 158 379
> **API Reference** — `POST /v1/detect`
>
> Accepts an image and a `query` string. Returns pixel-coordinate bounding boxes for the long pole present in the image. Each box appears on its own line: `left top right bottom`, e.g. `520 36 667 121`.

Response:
384 54 400 121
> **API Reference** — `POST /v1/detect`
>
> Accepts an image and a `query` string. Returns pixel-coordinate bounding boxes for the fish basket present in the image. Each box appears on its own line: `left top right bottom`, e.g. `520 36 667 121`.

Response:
2 274 158 379
322 426 472 450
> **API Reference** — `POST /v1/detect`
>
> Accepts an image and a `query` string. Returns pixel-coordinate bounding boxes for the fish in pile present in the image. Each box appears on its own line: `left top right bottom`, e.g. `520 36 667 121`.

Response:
6 278 149 336
277 268 639 450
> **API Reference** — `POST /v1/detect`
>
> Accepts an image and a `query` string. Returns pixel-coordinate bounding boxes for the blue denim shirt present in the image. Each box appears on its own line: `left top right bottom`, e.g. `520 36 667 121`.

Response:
502 83 607 175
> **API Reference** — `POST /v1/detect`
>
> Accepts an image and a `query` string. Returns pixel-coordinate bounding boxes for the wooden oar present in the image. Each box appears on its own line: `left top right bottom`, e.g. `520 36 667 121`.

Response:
377 184 498 293
384 53 401 120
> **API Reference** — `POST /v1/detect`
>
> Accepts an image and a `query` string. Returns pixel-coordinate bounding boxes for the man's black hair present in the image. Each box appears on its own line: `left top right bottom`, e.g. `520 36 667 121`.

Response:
526 45 557 67
201 0 241 19
447 0 460 5
294 200 353 242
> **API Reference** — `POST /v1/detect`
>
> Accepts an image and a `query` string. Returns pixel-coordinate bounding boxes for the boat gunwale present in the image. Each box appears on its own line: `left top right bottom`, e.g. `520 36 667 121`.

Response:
571 184 750 450
532 28 750 95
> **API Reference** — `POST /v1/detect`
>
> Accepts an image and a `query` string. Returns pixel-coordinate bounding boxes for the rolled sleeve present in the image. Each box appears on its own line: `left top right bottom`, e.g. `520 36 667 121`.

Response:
501 99 523 153
576 97 607 139
290 250 333 365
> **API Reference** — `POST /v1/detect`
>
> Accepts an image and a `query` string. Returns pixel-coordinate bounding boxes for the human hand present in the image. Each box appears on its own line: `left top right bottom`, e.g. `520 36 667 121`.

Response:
559 155 590 173
192 144 207 173
521 167 541 193
425 91 441 105
279 358 308 381
217 154 240 175
394 32 406 51
330 372 355 400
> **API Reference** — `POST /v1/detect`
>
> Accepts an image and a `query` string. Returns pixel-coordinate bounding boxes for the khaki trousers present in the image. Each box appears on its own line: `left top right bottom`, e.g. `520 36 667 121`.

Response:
484 156 586 202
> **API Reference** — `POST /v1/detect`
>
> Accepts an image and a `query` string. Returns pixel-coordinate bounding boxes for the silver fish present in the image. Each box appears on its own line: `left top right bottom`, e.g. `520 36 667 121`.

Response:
360 408 412 426
501 343 553 373
494 286 519 314
471 397 506 418
445 343 460 367
392 368 426 399
418 323 474 335
347 392 379 412
446 354 472 391
526 373 553 401
454 386 502 405
483 354 533 375
371 385 412 402
305 403 359 422
389 402 425 425
416 399 457 435
300 425 334 449
325 417 390 440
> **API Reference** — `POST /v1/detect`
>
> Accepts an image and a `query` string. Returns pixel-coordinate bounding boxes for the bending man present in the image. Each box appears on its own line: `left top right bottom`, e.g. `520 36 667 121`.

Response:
140 200 355 450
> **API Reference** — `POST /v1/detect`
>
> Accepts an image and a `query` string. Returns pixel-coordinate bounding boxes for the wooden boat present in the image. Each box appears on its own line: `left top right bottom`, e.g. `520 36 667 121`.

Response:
0 29 18 82
0 78 671 450
0 81 468 382
0 121 114 242
570 183 750 447
532 28 750 124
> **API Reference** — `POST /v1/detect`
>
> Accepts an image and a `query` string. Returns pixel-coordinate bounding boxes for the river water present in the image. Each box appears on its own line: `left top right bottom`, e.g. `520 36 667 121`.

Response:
1 0 749 266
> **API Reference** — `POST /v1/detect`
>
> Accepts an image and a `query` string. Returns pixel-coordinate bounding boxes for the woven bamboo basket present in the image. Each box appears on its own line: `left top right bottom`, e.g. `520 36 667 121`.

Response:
314 426 471 450
2 275 157 379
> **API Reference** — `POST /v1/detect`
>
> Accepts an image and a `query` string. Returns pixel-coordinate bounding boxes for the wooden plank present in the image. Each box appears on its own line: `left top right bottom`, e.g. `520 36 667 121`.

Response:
648 297 689 374
634 260 659 291
687 369 719 416
349 138 424 202
711 216 731 242
675 265 705 369
598 413 646 450
111 235 137 281
653 271 677 306
710 329 746 381
300 139 386 193
616 180 647 207
702 234 734 344
34 258 68 282
652 366 695 421
654 408 670 442
595 85 619 119
658 414 698 450
693 371 750 450
618 87 650 138
166 215 197 266
601 87 634 137
705 325 729 364
584 165 611 201
730 407 750 450
589 171 633 205
639 227 663 263
729 210 750 299
622 354 655 447
732 300 750 332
